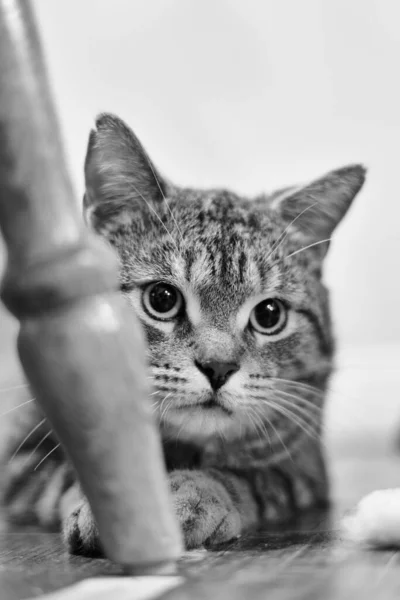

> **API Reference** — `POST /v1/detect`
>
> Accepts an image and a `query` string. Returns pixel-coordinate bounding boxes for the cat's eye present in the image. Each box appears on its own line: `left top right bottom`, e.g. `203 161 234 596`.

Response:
142 282 183 321
249 298 287 335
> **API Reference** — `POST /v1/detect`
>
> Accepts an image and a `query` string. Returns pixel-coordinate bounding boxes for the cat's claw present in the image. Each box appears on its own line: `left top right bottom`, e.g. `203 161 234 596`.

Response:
169 470 242 549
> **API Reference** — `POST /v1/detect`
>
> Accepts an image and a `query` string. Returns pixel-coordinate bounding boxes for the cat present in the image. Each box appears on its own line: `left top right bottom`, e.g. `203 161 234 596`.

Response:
2 113 366 555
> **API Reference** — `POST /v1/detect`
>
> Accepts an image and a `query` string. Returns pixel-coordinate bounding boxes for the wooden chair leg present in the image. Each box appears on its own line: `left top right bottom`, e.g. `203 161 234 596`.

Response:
0 0 182 571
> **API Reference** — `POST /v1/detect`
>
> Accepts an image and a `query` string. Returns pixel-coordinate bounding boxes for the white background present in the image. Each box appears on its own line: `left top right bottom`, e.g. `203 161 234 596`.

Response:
23 0 400 348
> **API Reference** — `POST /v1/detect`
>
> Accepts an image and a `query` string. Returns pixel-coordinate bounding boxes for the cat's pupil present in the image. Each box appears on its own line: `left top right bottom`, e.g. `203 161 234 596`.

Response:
254 299 281 329
149 283 178 314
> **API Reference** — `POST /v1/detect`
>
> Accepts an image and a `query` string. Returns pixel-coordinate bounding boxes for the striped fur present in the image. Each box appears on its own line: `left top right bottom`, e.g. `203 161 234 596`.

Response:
1 114 366 554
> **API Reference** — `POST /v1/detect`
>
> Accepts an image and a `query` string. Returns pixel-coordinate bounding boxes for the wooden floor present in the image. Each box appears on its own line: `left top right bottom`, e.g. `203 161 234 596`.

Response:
1 308 400 599
2 490 400 600
1 417 400 598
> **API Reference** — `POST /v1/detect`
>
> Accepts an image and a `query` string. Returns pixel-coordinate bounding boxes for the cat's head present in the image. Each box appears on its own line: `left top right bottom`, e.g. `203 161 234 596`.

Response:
83 114 365 444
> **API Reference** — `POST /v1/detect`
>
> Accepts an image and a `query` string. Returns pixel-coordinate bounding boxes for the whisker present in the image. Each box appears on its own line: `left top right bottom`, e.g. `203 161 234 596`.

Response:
251 408 272 445
271 389 321 411
269 423 293 463
9 418 47 462
238 415 243 440
0 383 29 394
160 396 174 422
251 376 354 404
249 404 294 463
128 182 179 251
267 396 319 429
271 377 365 406
246 406 266 441
216 419 228 443
26 430 53 463
175 416 188 442
275 407 321 445
254 396 323 446
158 390 172 410
145 158 184 244
247 384 324 408
272 389 323 412
246 405 271 446
285 238 331 259
266 377 325 396
250 384 352 431
0 398 36 417
246 384 325 412
265 201 320 263
34 444 61 471
276 405 323 445
160 401 171 422
275 389 355 431
271 392 323 431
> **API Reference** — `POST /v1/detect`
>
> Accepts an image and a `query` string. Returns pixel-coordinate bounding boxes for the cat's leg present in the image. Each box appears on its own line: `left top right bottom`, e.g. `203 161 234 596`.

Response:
61 484 103 556
62 465 328 555
168 457 328 548
62 467 274 554
62 443 328 555
167 440 329 549
61 468 256 555
168 468 258 548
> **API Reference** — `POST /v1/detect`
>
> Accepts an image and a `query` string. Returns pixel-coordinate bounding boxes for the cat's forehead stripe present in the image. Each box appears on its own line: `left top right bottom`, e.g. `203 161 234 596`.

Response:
187 250 214 288
164 231 287 328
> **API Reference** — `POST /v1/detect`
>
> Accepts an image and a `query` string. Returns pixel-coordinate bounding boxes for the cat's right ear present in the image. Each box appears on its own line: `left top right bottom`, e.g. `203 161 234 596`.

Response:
269 164 366 255
83 113 166 233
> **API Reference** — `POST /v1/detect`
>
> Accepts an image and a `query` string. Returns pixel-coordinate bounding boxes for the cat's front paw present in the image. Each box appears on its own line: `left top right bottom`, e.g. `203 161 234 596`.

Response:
62 496 103 557
169 470 242 549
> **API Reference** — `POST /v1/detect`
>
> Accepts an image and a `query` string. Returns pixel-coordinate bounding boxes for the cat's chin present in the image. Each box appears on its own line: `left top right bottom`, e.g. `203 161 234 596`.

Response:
162 406 239 442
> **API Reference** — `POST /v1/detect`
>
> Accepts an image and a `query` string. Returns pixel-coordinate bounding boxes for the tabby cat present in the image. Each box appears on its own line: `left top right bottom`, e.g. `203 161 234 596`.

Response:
2 114 366 555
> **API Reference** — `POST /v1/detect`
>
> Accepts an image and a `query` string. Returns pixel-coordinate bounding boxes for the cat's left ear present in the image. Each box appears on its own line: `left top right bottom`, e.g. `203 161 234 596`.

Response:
270 164 366 253
83 113 167 233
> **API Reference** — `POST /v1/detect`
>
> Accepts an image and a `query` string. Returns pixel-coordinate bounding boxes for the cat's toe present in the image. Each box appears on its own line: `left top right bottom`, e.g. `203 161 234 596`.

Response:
170 470 242 549
63 499 103 557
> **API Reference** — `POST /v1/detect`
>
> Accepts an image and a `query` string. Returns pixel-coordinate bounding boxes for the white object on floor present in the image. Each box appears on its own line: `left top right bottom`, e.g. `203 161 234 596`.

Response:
342 488 400 548
29 576 183 600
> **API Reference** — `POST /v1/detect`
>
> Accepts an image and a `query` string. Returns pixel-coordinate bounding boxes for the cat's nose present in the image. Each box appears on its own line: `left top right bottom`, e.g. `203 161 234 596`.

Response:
195 360 239 390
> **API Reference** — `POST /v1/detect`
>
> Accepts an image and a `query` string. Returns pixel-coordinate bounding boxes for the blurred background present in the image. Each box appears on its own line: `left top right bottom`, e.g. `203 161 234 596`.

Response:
30 0 400 348
1 0 399 462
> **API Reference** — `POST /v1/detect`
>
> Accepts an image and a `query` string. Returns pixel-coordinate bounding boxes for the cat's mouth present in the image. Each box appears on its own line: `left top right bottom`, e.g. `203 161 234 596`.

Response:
175 395 233 416
161 392 239 439
200 396 233 415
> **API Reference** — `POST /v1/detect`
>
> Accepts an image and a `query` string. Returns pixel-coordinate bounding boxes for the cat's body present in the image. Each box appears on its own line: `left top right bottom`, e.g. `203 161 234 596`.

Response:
1 114 366 554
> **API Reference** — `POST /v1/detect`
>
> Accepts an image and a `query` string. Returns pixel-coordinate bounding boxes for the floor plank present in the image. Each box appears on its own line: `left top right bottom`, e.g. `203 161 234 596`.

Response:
1 480 400 600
